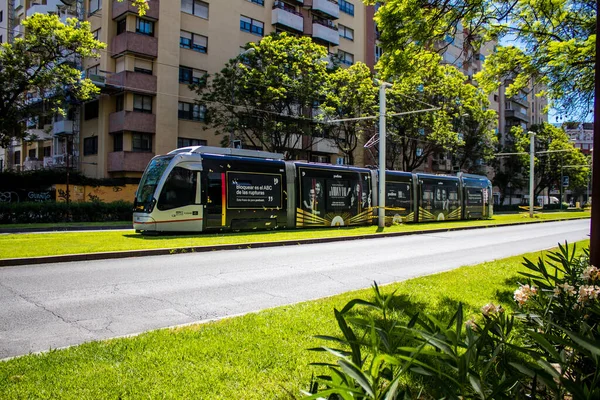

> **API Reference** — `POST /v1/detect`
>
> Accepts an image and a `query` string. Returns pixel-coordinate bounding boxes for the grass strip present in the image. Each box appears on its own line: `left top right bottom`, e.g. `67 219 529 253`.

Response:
0 211 589 259
0 221 130 230
0 239 590 399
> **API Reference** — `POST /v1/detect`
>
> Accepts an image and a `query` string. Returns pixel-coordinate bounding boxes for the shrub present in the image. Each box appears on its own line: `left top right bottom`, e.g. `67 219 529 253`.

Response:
0 201 133 223
305 243 598 399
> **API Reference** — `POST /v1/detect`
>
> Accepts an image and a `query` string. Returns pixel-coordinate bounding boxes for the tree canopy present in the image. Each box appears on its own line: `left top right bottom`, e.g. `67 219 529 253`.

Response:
514 123 589 198
369 0 595 118
383 58 497 172
193 33 331 157
0 14 105 147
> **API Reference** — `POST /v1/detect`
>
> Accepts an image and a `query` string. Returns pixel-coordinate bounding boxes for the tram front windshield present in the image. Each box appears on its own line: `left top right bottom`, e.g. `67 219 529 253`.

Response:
135 156 174 212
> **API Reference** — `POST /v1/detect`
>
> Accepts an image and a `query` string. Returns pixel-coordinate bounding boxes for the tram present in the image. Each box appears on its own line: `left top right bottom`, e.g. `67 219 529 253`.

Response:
133 146 492 233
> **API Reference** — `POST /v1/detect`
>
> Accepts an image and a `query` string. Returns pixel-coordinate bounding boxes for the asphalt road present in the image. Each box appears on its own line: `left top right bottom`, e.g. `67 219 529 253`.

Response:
0 219 590 360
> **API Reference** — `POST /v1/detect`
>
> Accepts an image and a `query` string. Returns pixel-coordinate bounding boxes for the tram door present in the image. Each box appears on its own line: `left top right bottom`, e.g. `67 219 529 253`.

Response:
204 172 225 229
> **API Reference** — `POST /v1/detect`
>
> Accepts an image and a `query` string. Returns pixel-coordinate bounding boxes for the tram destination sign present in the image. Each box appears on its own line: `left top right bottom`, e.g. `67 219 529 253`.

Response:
227 172 282 209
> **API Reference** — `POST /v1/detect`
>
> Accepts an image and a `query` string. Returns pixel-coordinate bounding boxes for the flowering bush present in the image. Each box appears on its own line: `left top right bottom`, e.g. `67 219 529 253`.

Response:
305 243 599 399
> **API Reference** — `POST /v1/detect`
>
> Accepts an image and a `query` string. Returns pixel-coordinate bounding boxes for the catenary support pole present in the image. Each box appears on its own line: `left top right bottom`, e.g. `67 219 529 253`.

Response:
530 131 535 218
592 1 600 266
378 81 392 228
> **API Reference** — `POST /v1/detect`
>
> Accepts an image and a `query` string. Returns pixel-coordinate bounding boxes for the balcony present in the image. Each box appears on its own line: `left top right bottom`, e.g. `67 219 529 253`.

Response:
272 2 304 33
53 120 74 135
111 32 158 58
109 110 156 133
312 20 339 46
26 0 63 17
509 95 528 108
13 24 24 38
52 154 78 168
23 158 43 171
14 0 24 10
113 0 160 20
108 151 155 173
312 138 338 154
25 127 53 140
308 0 339 19
505 109 529 122
106 71 157 93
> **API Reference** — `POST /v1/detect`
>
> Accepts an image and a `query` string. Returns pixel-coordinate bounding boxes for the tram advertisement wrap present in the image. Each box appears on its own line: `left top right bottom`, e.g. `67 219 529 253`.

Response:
227 172 282 209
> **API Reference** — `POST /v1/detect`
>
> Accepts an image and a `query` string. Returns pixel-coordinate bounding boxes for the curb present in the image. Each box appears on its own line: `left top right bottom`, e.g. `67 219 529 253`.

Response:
0 217 590 267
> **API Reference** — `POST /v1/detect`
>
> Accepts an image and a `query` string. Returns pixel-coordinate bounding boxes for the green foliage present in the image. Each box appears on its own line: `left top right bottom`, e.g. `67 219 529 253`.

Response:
0 169 135 189
371 0 595 118
514 123 590 197
0 14 106 147
194 33 330 157
324 63 378 165
307 243 599 398
0 201 132 224
384 63 497 172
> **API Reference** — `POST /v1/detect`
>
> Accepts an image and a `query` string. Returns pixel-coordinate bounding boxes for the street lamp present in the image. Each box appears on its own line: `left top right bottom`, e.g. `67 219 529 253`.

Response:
230 48 255 148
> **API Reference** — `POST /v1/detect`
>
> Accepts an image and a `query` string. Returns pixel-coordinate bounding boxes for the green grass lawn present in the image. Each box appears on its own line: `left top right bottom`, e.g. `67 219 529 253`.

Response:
0 221 130 230
0 240 589 399
0 211 589 259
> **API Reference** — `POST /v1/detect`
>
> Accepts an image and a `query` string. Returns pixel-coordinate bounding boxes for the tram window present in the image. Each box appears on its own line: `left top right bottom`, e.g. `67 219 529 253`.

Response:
466 188 483 205
157 167 197 210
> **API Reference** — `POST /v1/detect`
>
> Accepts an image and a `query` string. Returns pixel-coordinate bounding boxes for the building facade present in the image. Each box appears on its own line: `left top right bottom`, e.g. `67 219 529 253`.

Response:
1 0 378 179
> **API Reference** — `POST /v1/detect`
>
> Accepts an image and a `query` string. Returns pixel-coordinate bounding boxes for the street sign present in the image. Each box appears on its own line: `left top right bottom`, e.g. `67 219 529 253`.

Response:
562 176 569 187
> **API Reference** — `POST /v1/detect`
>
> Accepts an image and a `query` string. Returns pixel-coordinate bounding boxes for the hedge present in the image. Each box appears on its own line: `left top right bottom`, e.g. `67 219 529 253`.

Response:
0 201 133 224
0 170 139 190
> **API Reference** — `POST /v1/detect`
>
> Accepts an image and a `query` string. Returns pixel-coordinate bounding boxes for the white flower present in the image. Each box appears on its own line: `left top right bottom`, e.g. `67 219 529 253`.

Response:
481 303 504 316
577 285 600 304
514 284 537 306
554 282 577 297
581 266 600 282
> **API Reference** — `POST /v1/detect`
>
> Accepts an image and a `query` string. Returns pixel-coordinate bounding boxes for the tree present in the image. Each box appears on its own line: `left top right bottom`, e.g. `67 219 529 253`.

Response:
193 33 331 158
324 62 378 165
0 14 105 147
514 123 589 199
370 0 594 119
382 59 496 172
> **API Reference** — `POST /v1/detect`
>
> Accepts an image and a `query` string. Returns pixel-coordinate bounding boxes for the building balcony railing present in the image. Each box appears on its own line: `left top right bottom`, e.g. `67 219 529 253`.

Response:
53 120 74 136
312 138 338 154
26 0 63 17
505 109 529 122
509 95 529 108
113 0 160 20
14 0 24 10
23 159 43 171
312 20 339 46
111 32 158 58
13 24 24 39
309 0 339 19
106 71 157 94
272 2 304 32
108 151 155 173
109 110 156 133
52 154 78 168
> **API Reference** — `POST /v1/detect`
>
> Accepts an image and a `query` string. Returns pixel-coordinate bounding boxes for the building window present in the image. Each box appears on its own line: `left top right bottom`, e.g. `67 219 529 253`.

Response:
132 133 153 152
14 151 21 165
134 58 153 74
180 31 208 53
178 138 207 148
179 66 207 85
83 137 98 156
178 102 206 121
113 132 124 151
338 50 354 66
375 45 383 62
115 94 124 112
0 35 3 44
28 148 36 159
240 16 264 36
136 18 154 36
43 146 51 157
84 100 99 120
89 0 101 14
0 10 3 23
116 19 126 35
181 0 209 19
133 94 153 113
339 0 354 16
338 24 354 41
92 28 101 41
247 0 264 5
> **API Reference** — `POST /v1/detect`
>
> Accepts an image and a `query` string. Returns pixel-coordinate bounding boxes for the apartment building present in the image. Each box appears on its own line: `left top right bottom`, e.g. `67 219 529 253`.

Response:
1 0 377 179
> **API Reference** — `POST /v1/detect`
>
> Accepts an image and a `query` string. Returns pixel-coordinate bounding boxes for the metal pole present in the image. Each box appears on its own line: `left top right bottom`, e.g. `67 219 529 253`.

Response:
560 165 563 210
529 131 535 218
592 0 600 265
378 82 390 228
